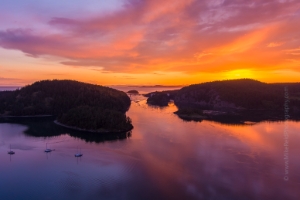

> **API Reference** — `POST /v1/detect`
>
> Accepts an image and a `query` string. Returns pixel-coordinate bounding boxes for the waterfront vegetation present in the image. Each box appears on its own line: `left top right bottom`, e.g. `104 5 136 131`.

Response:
141 79 300 122
0 80 133 132
174 79 300 121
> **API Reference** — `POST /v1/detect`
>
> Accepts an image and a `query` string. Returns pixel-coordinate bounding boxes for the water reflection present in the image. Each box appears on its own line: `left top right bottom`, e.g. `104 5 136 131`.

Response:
130 94 300 125
0 100 300 199
0 117 131 143
126 101 300 200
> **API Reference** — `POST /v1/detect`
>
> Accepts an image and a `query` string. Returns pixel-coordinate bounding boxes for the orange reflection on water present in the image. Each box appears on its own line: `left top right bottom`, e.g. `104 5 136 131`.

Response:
126 101 300 199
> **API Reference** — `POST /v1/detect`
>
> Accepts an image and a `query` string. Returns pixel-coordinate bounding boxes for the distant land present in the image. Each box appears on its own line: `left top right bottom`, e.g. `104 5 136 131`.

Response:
0 85 184 92
2 79 300 127
110 85 184 88
0 86 22 91
111 85 183 95
145 79 300 123
127 90 139 95
0 80 133 133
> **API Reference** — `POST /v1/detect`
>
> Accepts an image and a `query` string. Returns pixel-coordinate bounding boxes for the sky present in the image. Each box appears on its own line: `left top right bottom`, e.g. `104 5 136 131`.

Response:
0 0 300 86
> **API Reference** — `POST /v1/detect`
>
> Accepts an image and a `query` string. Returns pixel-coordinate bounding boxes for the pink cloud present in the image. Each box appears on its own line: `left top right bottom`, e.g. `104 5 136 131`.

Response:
0 0 299 73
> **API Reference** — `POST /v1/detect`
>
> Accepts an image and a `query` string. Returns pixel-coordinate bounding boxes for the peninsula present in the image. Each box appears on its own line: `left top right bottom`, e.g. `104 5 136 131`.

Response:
144 79 300 123
0 80 133 132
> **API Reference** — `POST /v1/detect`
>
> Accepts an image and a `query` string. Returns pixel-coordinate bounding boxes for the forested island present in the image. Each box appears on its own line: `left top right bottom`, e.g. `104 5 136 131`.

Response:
145 79 300 123
0 80 133 132
145 90 178 106
127 90 139 95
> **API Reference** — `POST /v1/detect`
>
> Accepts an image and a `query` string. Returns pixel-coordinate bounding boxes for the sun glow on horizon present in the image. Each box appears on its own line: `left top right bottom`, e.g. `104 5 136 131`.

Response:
224 69 255 80
0 0 300 86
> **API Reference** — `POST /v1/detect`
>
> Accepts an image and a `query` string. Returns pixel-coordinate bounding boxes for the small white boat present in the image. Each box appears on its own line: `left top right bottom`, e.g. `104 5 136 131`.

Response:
75 153 83 157
45 143 52 153
8 145 15 155
75 147 83 157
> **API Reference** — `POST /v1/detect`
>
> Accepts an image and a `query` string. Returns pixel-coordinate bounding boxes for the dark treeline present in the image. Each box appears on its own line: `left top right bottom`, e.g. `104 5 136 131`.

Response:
141 79 300 122
0 80 133 132
58 106 132 132
146 93 170 106
145 90 178 106
174 79 300 121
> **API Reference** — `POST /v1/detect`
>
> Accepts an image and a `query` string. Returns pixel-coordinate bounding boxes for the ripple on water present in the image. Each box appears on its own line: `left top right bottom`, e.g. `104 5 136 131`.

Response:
58 171 83 198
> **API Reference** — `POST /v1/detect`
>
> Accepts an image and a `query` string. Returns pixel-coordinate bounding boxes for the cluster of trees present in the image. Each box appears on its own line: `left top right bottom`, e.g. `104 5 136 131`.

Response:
0 80 133 132
146 93 171 106
58 106 132 132
145 90 178 106
175 79 300 111
172 79 300 122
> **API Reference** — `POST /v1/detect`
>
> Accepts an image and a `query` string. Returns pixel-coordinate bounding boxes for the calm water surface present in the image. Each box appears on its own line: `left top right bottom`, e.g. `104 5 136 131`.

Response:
0 91 300 200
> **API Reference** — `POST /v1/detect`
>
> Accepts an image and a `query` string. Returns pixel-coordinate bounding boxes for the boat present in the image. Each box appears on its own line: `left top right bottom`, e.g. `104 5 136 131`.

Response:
75 153 83 157
75 147 83 157
8 145 15 155
44 143 52 153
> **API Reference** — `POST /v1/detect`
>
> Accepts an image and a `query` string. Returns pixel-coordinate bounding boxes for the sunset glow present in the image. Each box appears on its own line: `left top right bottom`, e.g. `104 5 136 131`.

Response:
1 0 300 86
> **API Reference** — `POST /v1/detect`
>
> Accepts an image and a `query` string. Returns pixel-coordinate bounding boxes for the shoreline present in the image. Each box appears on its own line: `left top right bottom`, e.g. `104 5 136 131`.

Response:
174 108 300 124
174 113 207 119
54 120 133 134
0 115 133 134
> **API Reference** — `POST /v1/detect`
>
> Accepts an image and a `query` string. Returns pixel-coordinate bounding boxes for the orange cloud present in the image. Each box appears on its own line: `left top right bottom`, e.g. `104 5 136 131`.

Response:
0 0 300 85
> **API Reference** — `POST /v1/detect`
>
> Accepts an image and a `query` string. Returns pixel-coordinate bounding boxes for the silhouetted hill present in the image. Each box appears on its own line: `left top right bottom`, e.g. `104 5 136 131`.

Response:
0 80 133 132
174 79 300 122
144 90 178 106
